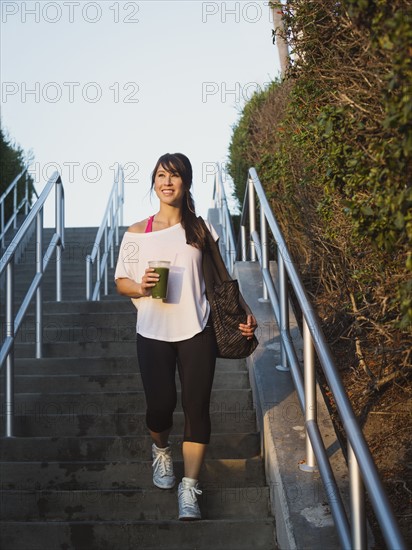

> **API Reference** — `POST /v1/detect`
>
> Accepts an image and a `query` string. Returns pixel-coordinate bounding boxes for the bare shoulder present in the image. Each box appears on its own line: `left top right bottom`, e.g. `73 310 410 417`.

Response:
127 219 149 233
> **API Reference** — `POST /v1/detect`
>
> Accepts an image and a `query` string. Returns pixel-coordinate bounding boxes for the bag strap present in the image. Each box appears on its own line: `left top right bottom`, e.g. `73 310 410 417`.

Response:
199 216 231 282
199 216 252 316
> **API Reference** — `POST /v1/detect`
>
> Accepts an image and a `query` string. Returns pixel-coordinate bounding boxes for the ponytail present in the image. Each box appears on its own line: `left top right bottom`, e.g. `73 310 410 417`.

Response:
181 187 207 249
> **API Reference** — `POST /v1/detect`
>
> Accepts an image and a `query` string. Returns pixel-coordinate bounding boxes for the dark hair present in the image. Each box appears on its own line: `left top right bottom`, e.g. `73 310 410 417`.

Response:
151 153 206 249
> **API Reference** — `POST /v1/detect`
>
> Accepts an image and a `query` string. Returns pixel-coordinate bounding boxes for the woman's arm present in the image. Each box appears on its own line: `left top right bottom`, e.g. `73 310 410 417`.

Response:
115 277 143 298
115 268 160 298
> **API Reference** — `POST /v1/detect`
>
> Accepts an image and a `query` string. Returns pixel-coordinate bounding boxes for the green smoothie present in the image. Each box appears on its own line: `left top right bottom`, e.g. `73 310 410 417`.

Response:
148 261 170 299
151 267 169 299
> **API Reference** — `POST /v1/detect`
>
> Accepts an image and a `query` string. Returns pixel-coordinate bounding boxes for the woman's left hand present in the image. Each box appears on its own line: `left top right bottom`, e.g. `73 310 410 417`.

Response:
239 315 258 340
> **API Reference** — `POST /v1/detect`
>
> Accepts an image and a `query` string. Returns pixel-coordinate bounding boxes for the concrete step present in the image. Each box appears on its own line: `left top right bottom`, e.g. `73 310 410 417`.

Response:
0 409 257 437
6 309 136 326
14 299 137 314
8 271 104 280
4 274 117 288
8 286 119 299
5 226 125 262
11 324 138 346
0 519 276 550
1 300 135 330
0 433 260 461
1 288 121 307
9 293 120 304
10 271 116 287
2 270 120 305
8 270 115 282
1 388 253 415
1 457 265 490
4 257 116 269
14 341 145 357
35 227 121 240
3 371 251 393
9 309 236 342
5 287 120 301
14 251 109 267
15 257 115 271
6 274 118 284
16 227 114 252
12 356 246 374
0 485 272 521
12 337 255 357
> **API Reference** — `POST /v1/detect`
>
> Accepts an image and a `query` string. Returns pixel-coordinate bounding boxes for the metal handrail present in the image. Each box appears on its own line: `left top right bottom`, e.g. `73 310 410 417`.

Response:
212 167 237 273
0 168 38 249
0 171 65 438
213 166 406 550
86 165 124 300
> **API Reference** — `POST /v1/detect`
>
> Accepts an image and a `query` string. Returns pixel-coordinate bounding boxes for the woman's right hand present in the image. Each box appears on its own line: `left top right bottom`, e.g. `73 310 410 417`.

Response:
140 267 160 296
116 269 159 298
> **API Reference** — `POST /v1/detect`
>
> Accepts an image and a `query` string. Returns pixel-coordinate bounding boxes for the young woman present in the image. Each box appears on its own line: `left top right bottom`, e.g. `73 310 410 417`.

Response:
114 153 257 520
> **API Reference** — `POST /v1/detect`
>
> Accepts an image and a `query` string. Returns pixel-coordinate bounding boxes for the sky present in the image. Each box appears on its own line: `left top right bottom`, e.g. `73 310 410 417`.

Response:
1 0 281 228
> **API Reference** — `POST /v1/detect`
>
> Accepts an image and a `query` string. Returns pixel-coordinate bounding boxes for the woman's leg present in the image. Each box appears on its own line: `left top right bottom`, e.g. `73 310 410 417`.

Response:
149 428 172 449
136 334 178 489
177 324 217 479
182 442 207 479
136 334 177 436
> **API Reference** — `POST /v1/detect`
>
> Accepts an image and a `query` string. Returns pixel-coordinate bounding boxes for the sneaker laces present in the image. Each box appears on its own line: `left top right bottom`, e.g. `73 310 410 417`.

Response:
152 448 173 477
180 484 202 506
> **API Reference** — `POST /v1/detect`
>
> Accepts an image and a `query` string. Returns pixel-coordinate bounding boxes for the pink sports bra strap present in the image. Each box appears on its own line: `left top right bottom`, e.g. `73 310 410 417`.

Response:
145 215 155 233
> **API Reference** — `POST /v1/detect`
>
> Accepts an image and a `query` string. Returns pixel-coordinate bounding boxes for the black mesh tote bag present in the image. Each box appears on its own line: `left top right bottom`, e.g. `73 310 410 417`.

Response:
200 217 258 359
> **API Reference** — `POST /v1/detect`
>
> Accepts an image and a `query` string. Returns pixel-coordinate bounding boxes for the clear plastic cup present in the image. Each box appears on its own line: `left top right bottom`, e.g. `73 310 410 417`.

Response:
148 261 171 299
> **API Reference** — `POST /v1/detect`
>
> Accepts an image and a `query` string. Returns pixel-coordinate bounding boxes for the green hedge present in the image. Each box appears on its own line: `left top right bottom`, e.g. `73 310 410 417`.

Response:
228 0 411 329
0 125 35 228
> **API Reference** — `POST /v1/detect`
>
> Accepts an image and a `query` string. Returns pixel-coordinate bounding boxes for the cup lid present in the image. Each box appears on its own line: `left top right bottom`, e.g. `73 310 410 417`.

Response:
148 260 171 267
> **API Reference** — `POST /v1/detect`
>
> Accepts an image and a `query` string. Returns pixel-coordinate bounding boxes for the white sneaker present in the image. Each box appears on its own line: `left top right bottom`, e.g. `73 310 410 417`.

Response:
152 443 176 489
178 477 202 520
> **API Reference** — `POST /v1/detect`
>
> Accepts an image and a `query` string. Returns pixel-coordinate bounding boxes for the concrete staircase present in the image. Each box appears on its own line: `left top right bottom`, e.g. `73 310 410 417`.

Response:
0 227 277 549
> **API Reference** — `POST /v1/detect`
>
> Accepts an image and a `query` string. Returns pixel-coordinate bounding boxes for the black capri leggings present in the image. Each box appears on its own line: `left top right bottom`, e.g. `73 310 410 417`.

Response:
136 324 217 444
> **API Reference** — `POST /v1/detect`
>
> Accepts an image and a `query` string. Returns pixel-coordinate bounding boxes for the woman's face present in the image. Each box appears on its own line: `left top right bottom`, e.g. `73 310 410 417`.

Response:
154 164 185 207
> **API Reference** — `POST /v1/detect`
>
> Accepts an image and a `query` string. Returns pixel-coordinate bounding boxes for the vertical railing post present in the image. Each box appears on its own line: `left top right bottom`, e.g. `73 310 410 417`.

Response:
104 225 109 296
35 210 43 359
110 202 115 269
216 173 222 211
226 210 234 273
5 261 15 437
299 318 317 471
248 175 256 261
96 247 101 301
276 252 289 371
13 185 17 229
260 205 269 301
1 201 4 249
119 166 124 230
86 256 92 301
114 181 119 249
55 179 63 302
24 177 29 215
110 239 115 271
225 213 230 269
241 225 247 261
224 210 228 268
348 442 367 550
